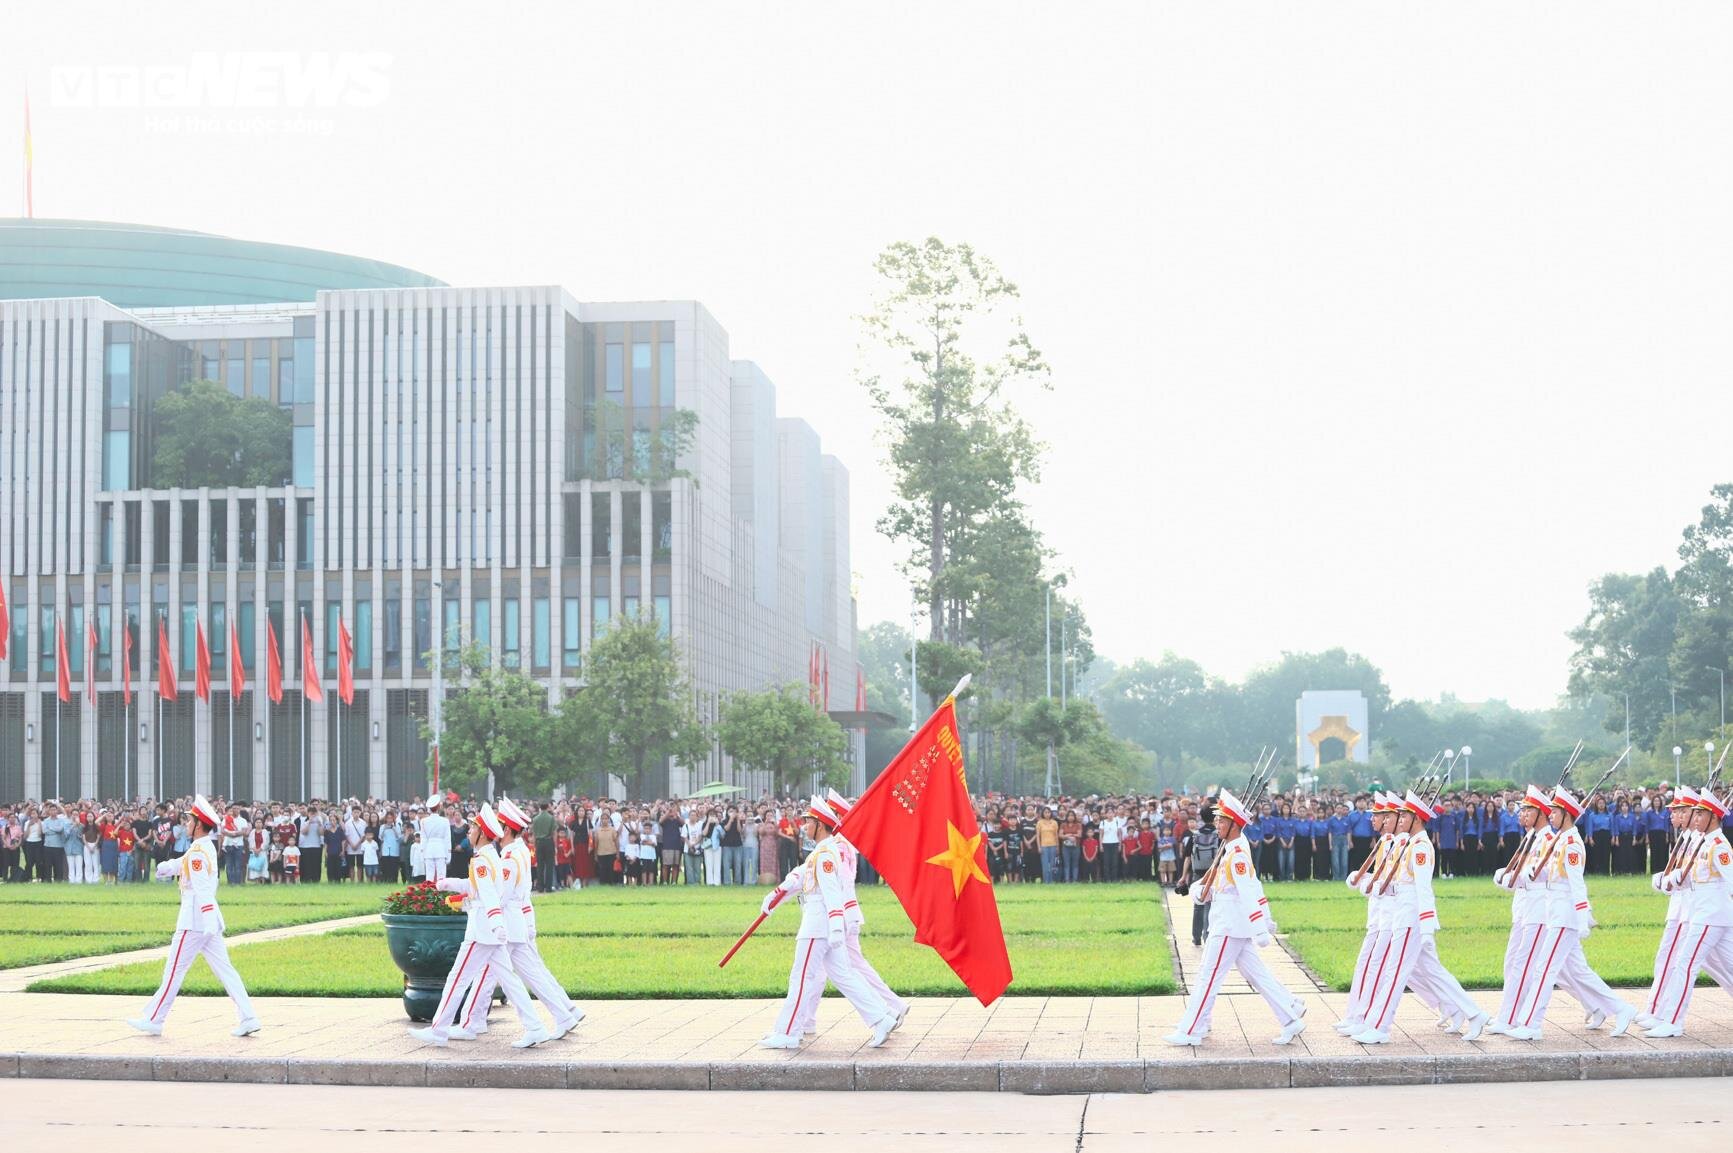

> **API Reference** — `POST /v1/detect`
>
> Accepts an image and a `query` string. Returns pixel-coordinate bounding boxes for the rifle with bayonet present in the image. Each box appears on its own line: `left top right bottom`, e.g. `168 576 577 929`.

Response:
1497 740 1584 889
1523 748 1628 883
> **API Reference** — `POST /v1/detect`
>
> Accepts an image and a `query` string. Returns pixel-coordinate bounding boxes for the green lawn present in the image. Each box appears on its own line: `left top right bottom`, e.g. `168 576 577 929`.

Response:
0 883 386 969
1271 875 1675 991
22 883 1178 999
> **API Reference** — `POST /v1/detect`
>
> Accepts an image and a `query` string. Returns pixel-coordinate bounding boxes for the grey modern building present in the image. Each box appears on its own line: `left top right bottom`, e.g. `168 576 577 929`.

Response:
0 221 861 803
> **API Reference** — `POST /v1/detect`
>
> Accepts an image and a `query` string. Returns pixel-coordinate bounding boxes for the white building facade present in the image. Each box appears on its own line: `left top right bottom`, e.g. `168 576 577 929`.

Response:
0 288 860 803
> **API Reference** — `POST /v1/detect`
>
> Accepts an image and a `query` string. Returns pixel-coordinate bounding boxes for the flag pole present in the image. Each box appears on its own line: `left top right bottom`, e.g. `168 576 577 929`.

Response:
54 678 61 800
228 670 235 803
300 610 307 805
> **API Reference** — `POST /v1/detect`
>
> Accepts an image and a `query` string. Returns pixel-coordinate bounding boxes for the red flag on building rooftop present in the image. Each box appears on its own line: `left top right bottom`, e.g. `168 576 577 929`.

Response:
156 617 178 703
194 621 211 703
836 675 1011 1005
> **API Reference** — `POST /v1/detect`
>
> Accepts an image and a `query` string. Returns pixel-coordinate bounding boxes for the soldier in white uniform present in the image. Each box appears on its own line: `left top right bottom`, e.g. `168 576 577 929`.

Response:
449 796 583 1040
1165 788 1307 1047
757 797 898 1050
1502 788 1633 1040
1486 785 1555 1035
1351 792 1484 1044
791 788 907 1038
1646 788 1733 1037
127 794 261 1038
1636 787 1700 1029
419 794 451 881
1336 793 1398 1036
409 803 550 1048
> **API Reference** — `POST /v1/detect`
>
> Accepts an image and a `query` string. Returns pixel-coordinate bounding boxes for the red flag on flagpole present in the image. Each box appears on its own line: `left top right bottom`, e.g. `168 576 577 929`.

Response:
821 645 829 708
86 620 97 701
0 578 10 660
266 619 283 705
337 617 355 707
837 685 1011 1005
301 616 324 704
122 624 133 707
230 620 246 698
809 642 820 706
194 622 211 703
55 618 71 704
855 665 867 712
156 618 179 703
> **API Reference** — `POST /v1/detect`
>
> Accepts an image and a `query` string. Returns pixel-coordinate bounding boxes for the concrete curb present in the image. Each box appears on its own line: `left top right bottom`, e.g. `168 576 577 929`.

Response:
9 1049 1733 1091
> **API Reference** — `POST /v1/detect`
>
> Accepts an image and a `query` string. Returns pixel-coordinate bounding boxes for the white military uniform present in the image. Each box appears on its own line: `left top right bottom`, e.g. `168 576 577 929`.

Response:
131 796 258 1034
1641 790 1698 1024
457 798 582 1036
1648 794 1733 1035
413 806 547 1047
1168 789 1304 1045
794 793 907 1036
420 798 451 881
760 801 895 1048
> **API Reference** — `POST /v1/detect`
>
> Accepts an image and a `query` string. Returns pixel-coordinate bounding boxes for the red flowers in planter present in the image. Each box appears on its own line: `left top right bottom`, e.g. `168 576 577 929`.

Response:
382 880 465 916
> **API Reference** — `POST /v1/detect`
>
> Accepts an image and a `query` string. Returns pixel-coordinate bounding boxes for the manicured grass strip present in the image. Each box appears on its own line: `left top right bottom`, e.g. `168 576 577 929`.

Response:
30 928 1174 999
0 903 379 938
0 933 165 969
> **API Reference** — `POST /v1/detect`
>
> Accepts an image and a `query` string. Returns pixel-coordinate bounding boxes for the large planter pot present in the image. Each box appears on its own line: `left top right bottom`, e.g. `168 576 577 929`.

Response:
382 913 467 1021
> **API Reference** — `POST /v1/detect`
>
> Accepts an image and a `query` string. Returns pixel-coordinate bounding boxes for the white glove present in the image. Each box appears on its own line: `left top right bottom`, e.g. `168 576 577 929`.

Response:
1357 876 1374 895
827 929 844 948
154 860 178 880
1254 933 1273 948
1651 872 1663 891
1493 868 1506 886
760 891 779 917
491 927 508 945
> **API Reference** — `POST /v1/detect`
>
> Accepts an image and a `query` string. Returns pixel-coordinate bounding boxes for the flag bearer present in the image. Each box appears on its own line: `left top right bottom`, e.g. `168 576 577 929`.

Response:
1645 788 1733 1038
758 797 898 1050
127 794 261 1038
448 796 584 1041
1165 787 1307 1047
792 789 907 1037
1636 787 1700 1029
408 803 549 1048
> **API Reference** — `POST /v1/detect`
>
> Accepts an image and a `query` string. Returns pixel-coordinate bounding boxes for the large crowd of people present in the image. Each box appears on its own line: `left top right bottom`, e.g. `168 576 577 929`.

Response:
0 782 1717 891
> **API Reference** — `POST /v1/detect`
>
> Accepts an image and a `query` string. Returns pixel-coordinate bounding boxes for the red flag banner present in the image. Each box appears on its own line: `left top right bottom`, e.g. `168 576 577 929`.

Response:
230 619 246 698
821 645 829 709
855 665 867 712
266 619 283 704
194 622 211 703
0 578 10 660
301 616 324 704
122 624 133 707
337 616 355 706
86 620 97 701
156 618 178 703
837 693 1011 1005
55 618 71 704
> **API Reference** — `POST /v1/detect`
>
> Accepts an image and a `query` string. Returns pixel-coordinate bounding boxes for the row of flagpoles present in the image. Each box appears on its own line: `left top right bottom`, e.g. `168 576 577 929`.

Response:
0 580 361 803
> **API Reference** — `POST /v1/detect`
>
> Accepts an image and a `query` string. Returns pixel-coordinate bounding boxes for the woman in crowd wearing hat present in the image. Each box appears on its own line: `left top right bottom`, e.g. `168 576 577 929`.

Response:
1644 787 1733 1038
1165 787 1307 1048
409 803 550 1049
126 795 261 1038
755 797 898 1051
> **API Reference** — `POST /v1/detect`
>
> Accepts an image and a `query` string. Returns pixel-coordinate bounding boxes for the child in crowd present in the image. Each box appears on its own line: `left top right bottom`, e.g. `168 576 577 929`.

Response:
283 842 300 883
362 830 380 882
268 841 285 883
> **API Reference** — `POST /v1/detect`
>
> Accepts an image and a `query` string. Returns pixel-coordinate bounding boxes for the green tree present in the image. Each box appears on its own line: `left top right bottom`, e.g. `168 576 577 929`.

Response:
860 238 1049 691
559 616 708 799
152 378 292 487
1098 654 1215 775
718 683 851 797
1567 568 1682 744
425 644 556 797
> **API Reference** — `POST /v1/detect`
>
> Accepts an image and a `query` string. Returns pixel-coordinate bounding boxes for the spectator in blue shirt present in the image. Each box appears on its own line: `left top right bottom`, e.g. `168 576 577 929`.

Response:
1348 799 1374 871
1582 797 1612 875
1272 802 1296 881
1611 799 1638 875
1462 802 1482 875
1644 797 1672 872
1327 805 1351 880
1434 802 1461 877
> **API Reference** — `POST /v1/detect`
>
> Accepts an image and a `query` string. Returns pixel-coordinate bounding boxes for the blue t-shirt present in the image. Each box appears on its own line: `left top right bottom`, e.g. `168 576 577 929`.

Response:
1435 811 1461 849
1327 814 1349 839
1644 808 1671 834
1349 809 1373 838
1463 810 1480 836
1611 812 1637 837
1582 810 1611 836
1499 810 1522 836
1243 821 1264 845
1273 817 1295 843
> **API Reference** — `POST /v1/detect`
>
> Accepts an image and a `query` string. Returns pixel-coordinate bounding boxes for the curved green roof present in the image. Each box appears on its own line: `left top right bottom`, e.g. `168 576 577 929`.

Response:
0 218 444 308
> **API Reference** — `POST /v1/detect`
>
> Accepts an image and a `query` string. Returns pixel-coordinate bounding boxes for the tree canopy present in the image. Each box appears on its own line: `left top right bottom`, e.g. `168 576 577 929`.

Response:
152 378 292 488
559 615 709 799
717 683 851 797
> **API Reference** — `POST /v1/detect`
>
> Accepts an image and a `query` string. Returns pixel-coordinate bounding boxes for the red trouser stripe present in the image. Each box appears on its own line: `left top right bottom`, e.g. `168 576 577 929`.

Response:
1522 929 1566 1026
1352 935 1376 1000
1373 929 1412 1030
1509 925 1545 1022
433 942 476 1026
1649 922 1683 1014
777 940 817 1037
150 931 188 1022
462 964 491 1027
1185 939 1230 1036
1364 936 1395 1019
1669 927 1711 1025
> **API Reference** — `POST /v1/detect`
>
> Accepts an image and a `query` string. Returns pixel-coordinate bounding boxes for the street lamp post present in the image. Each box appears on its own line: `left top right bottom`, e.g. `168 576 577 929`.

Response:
1707 741 1717 786
1713 668 1726 737
1460 745 1472 793
431 579 444 800
1674 746 1683 790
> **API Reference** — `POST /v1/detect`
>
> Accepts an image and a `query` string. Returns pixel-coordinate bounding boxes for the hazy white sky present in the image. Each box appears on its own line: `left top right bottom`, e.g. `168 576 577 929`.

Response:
7 2 1732 709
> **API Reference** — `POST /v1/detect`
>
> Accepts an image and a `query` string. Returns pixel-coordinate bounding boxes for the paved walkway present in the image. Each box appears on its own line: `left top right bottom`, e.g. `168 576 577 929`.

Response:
1162 885 1322 997
0 915 378 993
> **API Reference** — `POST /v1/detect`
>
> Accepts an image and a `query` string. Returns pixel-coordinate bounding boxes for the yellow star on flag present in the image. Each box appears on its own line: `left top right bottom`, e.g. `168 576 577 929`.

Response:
926 821 991 898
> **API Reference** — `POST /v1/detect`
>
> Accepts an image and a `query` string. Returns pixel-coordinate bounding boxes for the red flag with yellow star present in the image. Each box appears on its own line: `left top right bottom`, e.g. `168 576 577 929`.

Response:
838 688 1011 1004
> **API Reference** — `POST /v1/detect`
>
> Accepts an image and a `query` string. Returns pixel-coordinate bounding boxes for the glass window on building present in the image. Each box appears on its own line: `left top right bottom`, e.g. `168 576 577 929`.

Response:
592 493 610 558
413 596 431 673
563 494 583 560
473 599 491 652
623 496 641 560
605 343 623 392
99 505 115 567
293 339 314 404
292 426 313 488
296 499 314 569
39 605 55 676
631 342 651 394
502 598 520 669
267 499 286 569
125 502 142 569
443 600 460 658
653 491 671 560
356 600 373 673
96 599 112 674
209 604 226 680
11 592 28 672
209 503 227 567
563 599 581 671
181 501 199 567
181 606 198 674
103 431 130 491
532 597 549 671
623 595 639 621
384 598 401 672
153 501 171 571
658 340 674 406
277 347 294 407
106 342 131 407
239 503 257 568
654 594 671 637
326 603 341 677
252 355 270 399
593 596 610 636
237 601 255 671
226 358 245 396
68 605 84 675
